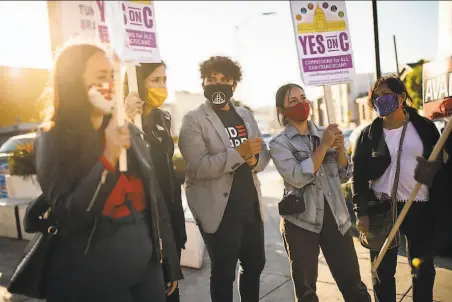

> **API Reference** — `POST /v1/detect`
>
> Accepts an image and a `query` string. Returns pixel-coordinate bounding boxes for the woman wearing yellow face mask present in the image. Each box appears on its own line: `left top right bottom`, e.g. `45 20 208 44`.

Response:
125 62 186 302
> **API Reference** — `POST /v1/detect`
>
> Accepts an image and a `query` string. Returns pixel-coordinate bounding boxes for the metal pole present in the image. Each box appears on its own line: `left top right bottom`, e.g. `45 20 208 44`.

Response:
393 35 400 76
372 0 381 79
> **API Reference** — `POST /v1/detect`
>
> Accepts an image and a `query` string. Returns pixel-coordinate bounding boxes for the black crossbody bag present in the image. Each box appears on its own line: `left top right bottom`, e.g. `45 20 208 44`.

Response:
278 133 318 216
278 189 306 216
7 193 59 299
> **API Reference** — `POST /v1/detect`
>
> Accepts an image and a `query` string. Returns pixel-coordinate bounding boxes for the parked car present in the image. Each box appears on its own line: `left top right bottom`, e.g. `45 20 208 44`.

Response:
342 129 353 150
262 133 272 148
348 123 369 152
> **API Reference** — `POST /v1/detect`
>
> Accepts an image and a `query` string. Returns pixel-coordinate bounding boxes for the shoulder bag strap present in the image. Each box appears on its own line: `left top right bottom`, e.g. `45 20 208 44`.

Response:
390 120 409 201
389 118 409 244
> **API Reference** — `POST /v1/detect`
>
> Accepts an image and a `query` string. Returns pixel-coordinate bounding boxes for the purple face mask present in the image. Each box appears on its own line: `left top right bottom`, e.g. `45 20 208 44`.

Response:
373 94 400 117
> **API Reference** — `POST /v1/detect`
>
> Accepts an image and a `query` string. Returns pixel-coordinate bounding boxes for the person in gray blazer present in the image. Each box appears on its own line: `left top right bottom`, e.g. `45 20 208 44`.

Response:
178 56 270 302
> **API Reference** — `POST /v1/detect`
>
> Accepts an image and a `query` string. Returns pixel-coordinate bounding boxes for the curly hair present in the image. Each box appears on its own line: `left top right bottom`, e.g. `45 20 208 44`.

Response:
199 56 242 82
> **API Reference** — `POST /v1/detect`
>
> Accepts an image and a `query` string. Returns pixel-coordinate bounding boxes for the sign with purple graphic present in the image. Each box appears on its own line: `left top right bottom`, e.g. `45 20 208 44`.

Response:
95 1 161 63
290 1 355 86
48 1 160 63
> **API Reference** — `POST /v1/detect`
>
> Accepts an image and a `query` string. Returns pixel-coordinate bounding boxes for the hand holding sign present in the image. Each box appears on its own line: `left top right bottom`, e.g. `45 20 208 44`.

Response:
103 114 131 168
102 0 161 157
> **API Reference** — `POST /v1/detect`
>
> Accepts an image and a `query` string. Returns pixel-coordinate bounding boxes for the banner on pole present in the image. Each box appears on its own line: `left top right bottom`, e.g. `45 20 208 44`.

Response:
423 58 452 120
289 1 355 86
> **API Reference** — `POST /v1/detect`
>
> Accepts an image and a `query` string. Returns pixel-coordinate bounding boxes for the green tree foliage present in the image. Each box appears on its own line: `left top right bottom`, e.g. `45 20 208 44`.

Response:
404 59 428 110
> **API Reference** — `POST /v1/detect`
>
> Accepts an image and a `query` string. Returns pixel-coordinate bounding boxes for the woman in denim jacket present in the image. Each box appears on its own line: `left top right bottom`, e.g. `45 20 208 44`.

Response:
269 83 370 302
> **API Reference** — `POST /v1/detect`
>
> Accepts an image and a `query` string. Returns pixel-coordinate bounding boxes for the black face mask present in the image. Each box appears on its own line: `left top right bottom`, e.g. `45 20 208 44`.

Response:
203 83 234 109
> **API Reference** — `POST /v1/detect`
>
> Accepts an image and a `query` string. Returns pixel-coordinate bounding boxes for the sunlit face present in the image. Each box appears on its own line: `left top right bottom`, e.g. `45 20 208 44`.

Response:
83 51 114 116
284 86 309 109
203 72 236 91
83 51 114 91
372 83 406 107
145 65 167 89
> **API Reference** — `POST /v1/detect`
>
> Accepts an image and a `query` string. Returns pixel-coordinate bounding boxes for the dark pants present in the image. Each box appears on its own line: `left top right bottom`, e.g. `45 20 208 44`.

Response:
281 200 370 302
199 202 265 302
370 202 436 302
165 248 182 302
46 213 166 302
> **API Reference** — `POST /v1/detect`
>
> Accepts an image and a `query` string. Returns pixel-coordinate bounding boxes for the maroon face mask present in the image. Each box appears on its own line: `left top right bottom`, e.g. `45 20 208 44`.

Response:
285 102 310 122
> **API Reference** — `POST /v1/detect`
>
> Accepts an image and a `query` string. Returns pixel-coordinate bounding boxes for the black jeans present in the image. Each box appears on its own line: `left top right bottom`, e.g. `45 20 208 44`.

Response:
370 202 436 302
165 248 182 302
281 200 370 302
46 213 166 302
199 201 265 302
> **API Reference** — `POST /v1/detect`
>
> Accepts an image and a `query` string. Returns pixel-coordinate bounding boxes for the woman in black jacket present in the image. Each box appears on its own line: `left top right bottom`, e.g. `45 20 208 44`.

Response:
125 62 187 302
351 75 440 302
34 41 182 302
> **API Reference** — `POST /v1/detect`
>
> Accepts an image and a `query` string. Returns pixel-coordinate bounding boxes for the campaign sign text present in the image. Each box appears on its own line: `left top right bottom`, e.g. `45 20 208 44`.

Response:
290 1 355 86
423 57 452 120
95 0 160 63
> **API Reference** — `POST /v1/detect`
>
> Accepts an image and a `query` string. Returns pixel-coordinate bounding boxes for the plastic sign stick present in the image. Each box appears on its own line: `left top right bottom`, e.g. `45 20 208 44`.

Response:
105 1 129 171
126 63 143 131
114 62 127 172
371 119 452 277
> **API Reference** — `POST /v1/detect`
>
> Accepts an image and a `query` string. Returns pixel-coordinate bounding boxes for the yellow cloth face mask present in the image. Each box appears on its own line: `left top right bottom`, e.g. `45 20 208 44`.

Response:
146 88 168 109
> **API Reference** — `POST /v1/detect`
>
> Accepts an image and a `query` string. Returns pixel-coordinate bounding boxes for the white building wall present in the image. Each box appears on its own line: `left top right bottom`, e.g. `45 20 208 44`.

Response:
438 1 452 59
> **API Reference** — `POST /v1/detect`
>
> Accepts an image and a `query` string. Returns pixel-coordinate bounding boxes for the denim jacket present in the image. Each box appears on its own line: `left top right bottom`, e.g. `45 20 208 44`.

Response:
269 121 352 235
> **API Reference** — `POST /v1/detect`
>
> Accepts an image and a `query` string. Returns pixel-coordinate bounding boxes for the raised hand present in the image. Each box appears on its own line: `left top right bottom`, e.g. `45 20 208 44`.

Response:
125 92 144 121
103 116 130 168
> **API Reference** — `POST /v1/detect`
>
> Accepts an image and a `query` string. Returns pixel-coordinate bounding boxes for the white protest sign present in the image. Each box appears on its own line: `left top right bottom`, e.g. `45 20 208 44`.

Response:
94 0 161 63
48 1 161 63
289 1 355 86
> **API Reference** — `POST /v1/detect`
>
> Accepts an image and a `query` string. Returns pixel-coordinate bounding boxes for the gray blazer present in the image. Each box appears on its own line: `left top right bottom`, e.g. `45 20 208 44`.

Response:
178 101 270 233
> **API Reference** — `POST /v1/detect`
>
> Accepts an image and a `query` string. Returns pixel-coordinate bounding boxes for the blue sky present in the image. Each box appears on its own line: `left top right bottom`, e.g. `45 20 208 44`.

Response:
0 1 440 108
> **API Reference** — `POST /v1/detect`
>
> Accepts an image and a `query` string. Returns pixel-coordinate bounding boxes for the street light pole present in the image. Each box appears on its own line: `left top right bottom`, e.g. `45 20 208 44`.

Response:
393 35 400 76
372 0 381 79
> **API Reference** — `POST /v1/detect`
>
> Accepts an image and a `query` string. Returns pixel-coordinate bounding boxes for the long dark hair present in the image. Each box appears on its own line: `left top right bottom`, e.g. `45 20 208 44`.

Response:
368 74 414 110
275 83 305 126
124 62 166 101
45 41 107 184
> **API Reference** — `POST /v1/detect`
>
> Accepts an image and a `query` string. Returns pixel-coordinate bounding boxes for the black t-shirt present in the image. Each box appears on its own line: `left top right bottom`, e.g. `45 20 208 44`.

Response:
215 107 258 212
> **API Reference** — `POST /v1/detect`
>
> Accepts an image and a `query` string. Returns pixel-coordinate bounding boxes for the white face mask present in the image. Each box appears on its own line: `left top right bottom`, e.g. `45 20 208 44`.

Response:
88 82 115 114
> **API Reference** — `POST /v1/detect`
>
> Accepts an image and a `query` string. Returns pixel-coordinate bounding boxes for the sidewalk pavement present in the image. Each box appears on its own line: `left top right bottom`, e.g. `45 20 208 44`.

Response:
1 165 451 301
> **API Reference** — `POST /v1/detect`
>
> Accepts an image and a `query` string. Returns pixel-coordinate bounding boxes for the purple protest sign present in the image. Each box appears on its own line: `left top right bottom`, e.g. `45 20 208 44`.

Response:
290 1 355 86
94 0 161 63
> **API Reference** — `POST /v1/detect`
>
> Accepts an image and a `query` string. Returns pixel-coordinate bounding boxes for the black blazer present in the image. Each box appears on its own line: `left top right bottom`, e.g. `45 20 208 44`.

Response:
351 107 440 217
